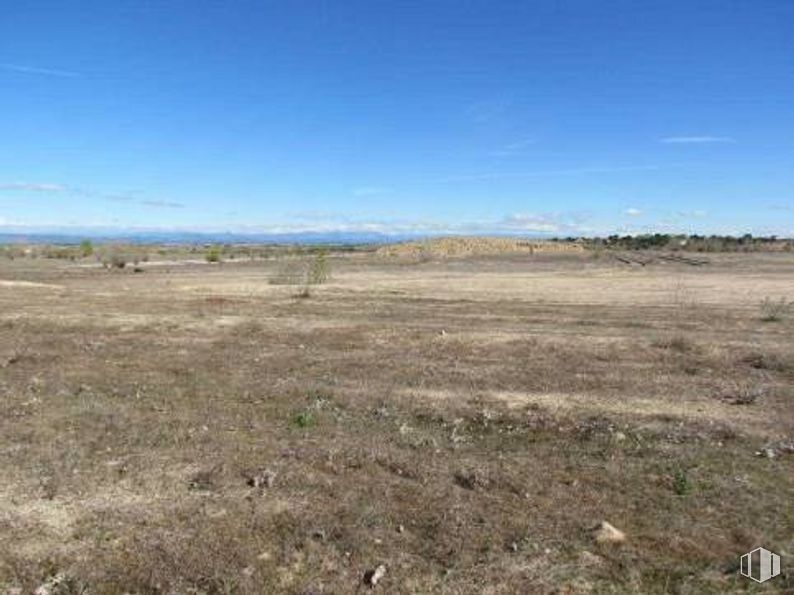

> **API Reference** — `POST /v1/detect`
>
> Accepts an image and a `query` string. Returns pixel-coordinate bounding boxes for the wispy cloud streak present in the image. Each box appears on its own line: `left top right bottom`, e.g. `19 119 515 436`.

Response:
1 63 80 78
660 136 735 144
352 186 391 197
0 182 66 192
490 138 536 157
139 200 185 209
440 164 666 183
140 200 185 209
256 210 594 236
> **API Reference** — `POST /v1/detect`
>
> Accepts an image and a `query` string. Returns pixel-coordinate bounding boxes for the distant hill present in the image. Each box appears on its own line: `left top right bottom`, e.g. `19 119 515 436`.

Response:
377 236 584 258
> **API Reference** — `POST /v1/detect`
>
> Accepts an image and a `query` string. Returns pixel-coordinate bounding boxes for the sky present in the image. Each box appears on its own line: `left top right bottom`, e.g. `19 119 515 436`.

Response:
1 0 793 237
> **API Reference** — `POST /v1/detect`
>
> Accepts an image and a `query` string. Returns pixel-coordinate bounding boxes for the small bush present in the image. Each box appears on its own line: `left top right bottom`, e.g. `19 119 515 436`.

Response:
307 250 331 285
293 411 316 428
652 334 692 352
759 297 790 322
110 254 127 269
672 468 692 495
98 247 129 270
79 239 94 258
205 245 222 263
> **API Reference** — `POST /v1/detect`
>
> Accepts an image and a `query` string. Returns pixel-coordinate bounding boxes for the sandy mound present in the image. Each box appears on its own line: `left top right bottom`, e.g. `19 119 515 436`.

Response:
376 236 584 258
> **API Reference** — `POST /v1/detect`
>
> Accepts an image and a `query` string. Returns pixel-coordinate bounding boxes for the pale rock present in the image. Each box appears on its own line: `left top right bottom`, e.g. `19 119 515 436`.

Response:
593 521 626 544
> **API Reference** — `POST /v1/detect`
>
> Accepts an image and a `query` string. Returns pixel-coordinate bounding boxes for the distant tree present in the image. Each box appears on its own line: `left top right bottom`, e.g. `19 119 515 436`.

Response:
79 239 94 258
307 250 330 284
205 245 222 263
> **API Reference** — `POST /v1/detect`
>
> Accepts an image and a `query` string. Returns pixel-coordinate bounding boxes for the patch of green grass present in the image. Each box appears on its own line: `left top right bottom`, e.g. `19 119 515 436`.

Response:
672 468 692 495
205 245 222 263
293 410 316 429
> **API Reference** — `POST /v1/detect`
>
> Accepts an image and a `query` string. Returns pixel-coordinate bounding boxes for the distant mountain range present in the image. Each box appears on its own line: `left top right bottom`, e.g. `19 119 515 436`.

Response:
0 230 424 245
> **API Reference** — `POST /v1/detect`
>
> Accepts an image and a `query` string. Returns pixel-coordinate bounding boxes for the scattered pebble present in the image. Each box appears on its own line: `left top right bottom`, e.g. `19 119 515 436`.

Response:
578 550 604 567
757 448 777 459
247 468 276 489
34 574 66 595
363 564 386 588
756 441 794 459
188 470 214 491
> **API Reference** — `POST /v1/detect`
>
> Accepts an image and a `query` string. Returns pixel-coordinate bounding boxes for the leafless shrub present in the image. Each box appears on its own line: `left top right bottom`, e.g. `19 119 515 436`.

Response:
270 252 331 289
110 254 127 269
294 286 312 299
716 381 767 405
269 259 309 285
652 279 699 353
669 277 696 312
759 296 790 322
739 351 788 372
99 251 127 269
652 334 693 352
307 250 330 284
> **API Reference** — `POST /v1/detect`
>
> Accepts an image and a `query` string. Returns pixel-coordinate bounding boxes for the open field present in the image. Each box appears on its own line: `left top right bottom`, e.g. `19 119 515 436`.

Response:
1 248 792 593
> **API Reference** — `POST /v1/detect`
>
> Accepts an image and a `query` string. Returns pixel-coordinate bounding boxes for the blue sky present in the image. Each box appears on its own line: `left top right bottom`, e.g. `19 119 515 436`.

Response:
1 0 793 236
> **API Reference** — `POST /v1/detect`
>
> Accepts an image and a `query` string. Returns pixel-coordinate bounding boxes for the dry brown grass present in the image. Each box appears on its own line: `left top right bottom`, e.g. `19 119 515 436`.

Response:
0 250 792 593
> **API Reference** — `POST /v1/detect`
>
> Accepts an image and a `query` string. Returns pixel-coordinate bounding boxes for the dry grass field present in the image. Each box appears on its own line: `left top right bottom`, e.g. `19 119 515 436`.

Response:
1 247 792 593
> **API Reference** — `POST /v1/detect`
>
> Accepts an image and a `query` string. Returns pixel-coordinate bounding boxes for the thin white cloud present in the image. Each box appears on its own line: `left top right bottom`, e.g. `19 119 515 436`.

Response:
140 199 185 209
498 213 560 233
440 164 666 183
624 208 642 217
289 210 350 221
466 98 512 123
259 211 591 236
675 209 708 219
660 136 735 144
104 194 136 203
1 63 80 78
490 138 536 157
352 186 391 197
0 182 66 192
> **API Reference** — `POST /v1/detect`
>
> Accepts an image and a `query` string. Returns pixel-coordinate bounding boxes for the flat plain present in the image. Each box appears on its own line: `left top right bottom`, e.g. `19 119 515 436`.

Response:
1 248 792 593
